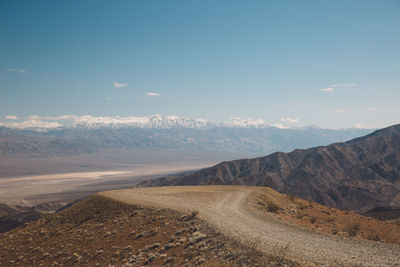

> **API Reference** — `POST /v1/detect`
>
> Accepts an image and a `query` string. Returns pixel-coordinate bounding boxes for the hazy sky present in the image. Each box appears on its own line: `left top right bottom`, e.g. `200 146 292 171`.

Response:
1 0 399 128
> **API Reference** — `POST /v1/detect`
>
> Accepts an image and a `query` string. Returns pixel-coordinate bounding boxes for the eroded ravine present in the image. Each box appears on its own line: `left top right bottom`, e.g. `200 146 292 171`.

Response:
100 186 400 266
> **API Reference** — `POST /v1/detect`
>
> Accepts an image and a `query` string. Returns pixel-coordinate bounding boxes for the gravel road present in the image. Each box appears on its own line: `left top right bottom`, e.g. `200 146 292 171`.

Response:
100 185 400 266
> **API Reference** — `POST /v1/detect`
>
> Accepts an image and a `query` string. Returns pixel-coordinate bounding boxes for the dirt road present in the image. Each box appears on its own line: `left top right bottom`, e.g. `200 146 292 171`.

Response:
100 186 400 266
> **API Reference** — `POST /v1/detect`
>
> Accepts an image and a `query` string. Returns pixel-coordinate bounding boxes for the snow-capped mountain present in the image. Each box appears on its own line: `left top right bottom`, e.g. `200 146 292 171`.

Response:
0 114 375 131
0 115 216 130
0 114 377 158
70 115 214 129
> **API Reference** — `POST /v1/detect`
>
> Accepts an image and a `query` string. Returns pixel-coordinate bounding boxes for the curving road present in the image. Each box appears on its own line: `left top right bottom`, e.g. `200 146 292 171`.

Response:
100 186 400 266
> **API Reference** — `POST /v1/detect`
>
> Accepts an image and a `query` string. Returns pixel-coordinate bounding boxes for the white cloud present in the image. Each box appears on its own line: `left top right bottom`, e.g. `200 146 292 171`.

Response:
145 92 160 96
367 107 377 111
321 83 357 93
54 115 81 120
228 117 267 127
270 123 289 129
5 115 18 120
26 115 81 121
281 117 299 123
321 87 335 92
331 83 356 87
354 123 374 129
28 115 41 120
228 117 299 128
113 82 128 88
105 97 112 101
7 68 30 74
1 120 61 130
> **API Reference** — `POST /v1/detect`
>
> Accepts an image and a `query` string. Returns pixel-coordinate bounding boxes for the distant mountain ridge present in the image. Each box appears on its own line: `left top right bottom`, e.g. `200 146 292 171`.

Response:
0 124 372 157
141 124 400 213
0 114 375 130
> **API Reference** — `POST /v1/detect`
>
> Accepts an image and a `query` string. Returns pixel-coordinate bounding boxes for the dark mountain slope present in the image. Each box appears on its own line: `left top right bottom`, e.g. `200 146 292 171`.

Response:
141 124 400 213
0 203 41 233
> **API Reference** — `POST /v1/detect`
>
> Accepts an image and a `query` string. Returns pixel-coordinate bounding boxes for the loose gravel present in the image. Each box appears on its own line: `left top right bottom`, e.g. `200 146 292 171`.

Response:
101 185 400 266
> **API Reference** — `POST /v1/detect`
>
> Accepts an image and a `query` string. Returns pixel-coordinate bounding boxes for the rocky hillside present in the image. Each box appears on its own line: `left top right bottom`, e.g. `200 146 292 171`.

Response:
0 195 294 267
255 188 400 244
142 124 400 213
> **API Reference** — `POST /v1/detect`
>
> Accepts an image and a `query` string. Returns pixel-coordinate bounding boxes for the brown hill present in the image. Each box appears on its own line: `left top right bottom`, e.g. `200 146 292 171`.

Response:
0 195 293 267
255 188 400 244
2 187 399 266
141 124 400 213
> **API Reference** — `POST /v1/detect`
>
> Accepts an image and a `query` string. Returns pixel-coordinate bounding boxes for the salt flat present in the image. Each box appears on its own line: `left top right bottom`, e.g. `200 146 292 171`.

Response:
0 163 211 206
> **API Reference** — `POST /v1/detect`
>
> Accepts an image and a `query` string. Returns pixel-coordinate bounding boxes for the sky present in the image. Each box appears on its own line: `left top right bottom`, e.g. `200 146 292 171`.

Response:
1 0 399 129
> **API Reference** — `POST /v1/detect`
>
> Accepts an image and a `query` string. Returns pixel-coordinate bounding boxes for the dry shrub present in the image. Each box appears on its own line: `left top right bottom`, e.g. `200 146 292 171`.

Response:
344 223 360 237
296 213 306 219
190 210 199 219
368 233 381 241
266 201 279 213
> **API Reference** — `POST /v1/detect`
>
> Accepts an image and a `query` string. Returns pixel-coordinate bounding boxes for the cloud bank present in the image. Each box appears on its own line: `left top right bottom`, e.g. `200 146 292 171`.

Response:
1 120 61 130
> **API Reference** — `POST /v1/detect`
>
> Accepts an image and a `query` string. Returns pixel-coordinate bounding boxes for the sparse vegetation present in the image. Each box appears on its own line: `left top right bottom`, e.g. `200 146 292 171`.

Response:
326 217 335 223
257 198 280 213
288 193 295 201
266 201 279 213
0 195 298 267
343 223 360 237
190 210 199 219
296 213 306 219
256 189 400 245
368 233 381 241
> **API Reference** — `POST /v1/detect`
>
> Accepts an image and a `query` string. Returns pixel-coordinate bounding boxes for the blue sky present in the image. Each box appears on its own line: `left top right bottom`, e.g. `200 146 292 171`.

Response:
1 0 399 128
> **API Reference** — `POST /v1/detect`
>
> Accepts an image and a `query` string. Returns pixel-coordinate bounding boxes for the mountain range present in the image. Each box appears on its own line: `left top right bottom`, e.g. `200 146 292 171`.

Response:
0 114 320 130
141 124 400 213
0 115 372 157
